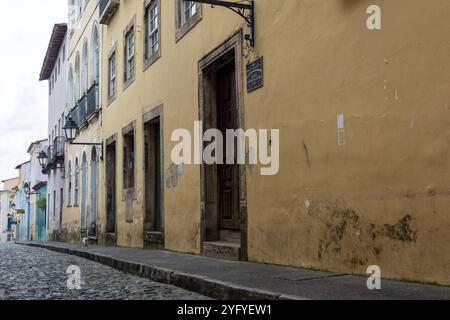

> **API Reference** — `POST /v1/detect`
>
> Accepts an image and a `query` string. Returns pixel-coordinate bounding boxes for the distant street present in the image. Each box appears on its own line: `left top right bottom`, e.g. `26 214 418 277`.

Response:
0 243 207 300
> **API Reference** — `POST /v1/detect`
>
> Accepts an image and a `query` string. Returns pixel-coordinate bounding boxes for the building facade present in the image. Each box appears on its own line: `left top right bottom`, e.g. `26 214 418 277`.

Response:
28 0 450 286
99 0 278 255
27 140 49 242
93 0 450 286
40 23 68 241
0 178 19 242
64 0 103 243
15 161 31 241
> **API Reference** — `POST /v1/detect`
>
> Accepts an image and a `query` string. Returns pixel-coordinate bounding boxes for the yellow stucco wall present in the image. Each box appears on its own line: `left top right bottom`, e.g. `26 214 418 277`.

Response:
98 0 450 285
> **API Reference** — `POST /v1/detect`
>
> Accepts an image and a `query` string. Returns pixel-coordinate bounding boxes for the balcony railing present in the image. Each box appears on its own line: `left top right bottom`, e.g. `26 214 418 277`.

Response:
78 95 87 125
46 145 53 163
86 83 99 118
44 145 54 172
70 103 79 127
53 136 65 162
99 0 120 25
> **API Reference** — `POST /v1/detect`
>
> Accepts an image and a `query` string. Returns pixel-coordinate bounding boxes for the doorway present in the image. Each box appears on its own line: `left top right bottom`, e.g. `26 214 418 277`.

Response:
199 31 247 261
89 147 98 239
81 152 87 238
105 137 117 246
143 106 164 248
217 62 240 232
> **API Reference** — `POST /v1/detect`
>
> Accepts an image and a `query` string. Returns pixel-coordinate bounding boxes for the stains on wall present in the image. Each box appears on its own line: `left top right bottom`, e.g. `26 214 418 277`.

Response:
370 215 417 243
125 189 134 223
306 200 418 271
166 163 184 189
303 142 311 167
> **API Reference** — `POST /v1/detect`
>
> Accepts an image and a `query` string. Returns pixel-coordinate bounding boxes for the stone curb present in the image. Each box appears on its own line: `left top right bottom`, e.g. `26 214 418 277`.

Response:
16 242 308 300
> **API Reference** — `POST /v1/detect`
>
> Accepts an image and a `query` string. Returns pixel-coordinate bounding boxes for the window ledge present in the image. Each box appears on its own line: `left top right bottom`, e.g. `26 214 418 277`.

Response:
143 51 161 72
107 94 117 107
175 13 202 43
123 75 136 92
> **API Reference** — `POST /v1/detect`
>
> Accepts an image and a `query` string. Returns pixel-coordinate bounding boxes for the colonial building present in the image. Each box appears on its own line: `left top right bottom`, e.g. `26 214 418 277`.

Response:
92 0 450 286
15 161 31 241
39 23 68 241
0 178 19 242
64 0 103 243
33 0 450 286
98 0 276 255
98 0 280 252
27 140 49 242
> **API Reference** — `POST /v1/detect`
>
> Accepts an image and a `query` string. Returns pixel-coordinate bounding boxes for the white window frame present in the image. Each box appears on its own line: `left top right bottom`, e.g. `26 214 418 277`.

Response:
125 29 135 82
182 1 198 26
147 1 159 58
108 52 116 99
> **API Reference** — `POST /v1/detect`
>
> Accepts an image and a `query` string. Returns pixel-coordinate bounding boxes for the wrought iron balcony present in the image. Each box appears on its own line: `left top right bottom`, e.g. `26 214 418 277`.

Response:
52 136 65 162
70 104 79 127
44 145 54 172
86 83 99 118
99 0 120 25
78 95 87 125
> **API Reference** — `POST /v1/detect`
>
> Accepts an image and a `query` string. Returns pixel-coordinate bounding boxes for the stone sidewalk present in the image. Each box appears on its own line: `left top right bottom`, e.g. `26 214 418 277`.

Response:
17 241 450 300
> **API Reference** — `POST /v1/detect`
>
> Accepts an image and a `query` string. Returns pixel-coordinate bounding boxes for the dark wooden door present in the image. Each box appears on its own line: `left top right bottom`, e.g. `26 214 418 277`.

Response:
106 142 116 234
144 120 162 232
217 63 240 231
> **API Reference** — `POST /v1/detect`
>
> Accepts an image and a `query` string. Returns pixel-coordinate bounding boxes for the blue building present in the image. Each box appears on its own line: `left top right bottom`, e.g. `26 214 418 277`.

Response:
33 182 47 242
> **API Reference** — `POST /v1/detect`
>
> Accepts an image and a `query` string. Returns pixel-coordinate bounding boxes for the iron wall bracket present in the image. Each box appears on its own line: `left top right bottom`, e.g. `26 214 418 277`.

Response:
186 0 255 46
69 142 104 161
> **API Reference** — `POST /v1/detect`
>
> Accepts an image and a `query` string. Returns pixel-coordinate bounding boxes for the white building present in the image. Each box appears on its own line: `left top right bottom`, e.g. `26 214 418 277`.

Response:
0 178 19 242
0 190 12 242
39 24 68 241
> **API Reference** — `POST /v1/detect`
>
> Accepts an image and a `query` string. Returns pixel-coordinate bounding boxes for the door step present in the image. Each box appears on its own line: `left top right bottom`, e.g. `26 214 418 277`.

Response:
204 241 241 261
220 230 241 243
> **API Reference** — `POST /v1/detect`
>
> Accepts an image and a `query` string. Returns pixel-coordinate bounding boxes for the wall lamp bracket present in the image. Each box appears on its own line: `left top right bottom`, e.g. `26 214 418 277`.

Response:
186 0 255 47
69 142 104 162
63 116 104 161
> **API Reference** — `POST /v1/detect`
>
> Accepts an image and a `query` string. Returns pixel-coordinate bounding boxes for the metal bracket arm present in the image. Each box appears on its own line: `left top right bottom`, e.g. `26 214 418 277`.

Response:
70 142 104 161
186 0 255 46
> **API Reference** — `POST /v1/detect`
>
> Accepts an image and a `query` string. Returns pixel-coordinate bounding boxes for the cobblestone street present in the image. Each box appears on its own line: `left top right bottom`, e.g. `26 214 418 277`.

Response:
0 243 208 300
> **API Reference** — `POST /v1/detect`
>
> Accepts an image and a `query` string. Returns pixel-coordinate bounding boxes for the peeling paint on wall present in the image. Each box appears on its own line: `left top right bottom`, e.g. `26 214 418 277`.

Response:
125 190 134 223
166 163 182 189
304 199 311 209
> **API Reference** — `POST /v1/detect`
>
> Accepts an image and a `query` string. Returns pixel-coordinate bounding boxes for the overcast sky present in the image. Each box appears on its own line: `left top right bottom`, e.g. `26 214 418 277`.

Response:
0 1 67 186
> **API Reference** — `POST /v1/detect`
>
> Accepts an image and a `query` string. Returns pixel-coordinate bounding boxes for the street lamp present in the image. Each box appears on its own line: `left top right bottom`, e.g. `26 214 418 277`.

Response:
63 116 78 144
38 151 48 169
23 185 38 197
63 115 104 160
